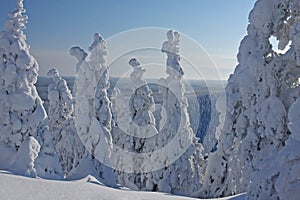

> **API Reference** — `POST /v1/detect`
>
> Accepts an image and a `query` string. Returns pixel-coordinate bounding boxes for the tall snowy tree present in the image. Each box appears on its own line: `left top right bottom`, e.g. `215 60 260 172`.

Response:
46 68 85 177
0 0 64 180
70 33 116 186
203 0 300 199
47 68 73 130
0 0 47 151
128 58 156 128
145 30 205 196
113 58 158 190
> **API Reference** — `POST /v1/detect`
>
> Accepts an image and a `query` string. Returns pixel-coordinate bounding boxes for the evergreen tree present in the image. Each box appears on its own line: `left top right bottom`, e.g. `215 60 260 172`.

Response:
70 33 116 186
145 30 205 195
47 68 73 130
203 1 300 199
113 58 158 190
46 68 85 177
0 0 47 151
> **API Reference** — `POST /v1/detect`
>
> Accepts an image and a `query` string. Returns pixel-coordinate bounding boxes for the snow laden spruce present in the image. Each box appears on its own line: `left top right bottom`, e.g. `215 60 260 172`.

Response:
203 0 300 199
0 0 51 177
0 0 46 152
46 68 86 178
141 30 205 195
112 58 158 190
70 33 116 186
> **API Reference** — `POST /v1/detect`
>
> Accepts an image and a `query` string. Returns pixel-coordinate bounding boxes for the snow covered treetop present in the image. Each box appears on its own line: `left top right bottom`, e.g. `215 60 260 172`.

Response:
89 33 104 52
129 58 141 68
4 0 28 36
47 68 59 79
47 68 66 88
162 30 180 55
69 47 87 72
129 58 146 88
70 47 87 62
247 0 300 51
161 30 184 77
88 33 108 68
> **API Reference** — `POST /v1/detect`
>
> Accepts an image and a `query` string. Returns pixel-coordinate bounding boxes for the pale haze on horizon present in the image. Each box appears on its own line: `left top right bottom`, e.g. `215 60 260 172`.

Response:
0 0 256 80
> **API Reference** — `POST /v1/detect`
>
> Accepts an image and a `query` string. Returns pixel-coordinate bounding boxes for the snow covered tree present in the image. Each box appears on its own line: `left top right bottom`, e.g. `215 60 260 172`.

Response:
47 68 73 130
128 58 156 128
46 68 85 177
203 0 300 199
0 0 47 151
70 33 116 186
10 136 40 177
146 30 205 196
113 58 158 190
35 123 64 180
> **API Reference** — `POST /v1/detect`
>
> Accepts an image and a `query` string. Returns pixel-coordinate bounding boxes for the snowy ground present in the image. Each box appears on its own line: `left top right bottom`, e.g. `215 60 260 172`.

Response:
0 171 245 200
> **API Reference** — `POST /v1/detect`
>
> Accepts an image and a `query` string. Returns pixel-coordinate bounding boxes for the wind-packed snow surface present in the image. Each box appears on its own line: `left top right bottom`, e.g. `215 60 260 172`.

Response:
0 171 246 200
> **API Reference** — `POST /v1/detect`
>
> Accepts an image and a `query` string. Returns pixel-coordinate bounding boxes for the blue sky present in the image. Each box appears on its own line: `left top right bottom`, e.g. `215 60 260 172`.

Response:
0 0 256 80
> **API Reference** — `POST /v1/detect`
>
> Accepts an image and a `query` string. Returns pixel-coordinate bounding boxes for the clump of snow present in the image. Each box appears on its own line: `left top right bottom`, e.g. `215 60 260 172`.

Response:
35 123 64 180
70 47 87 72
10 136 40 177
161 30 184 77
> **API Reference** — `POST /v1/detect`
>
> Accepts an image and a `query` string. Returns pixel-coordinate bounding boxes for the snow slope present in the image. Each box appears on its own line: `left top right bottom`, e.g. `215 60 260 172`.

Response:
0 171 245 200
